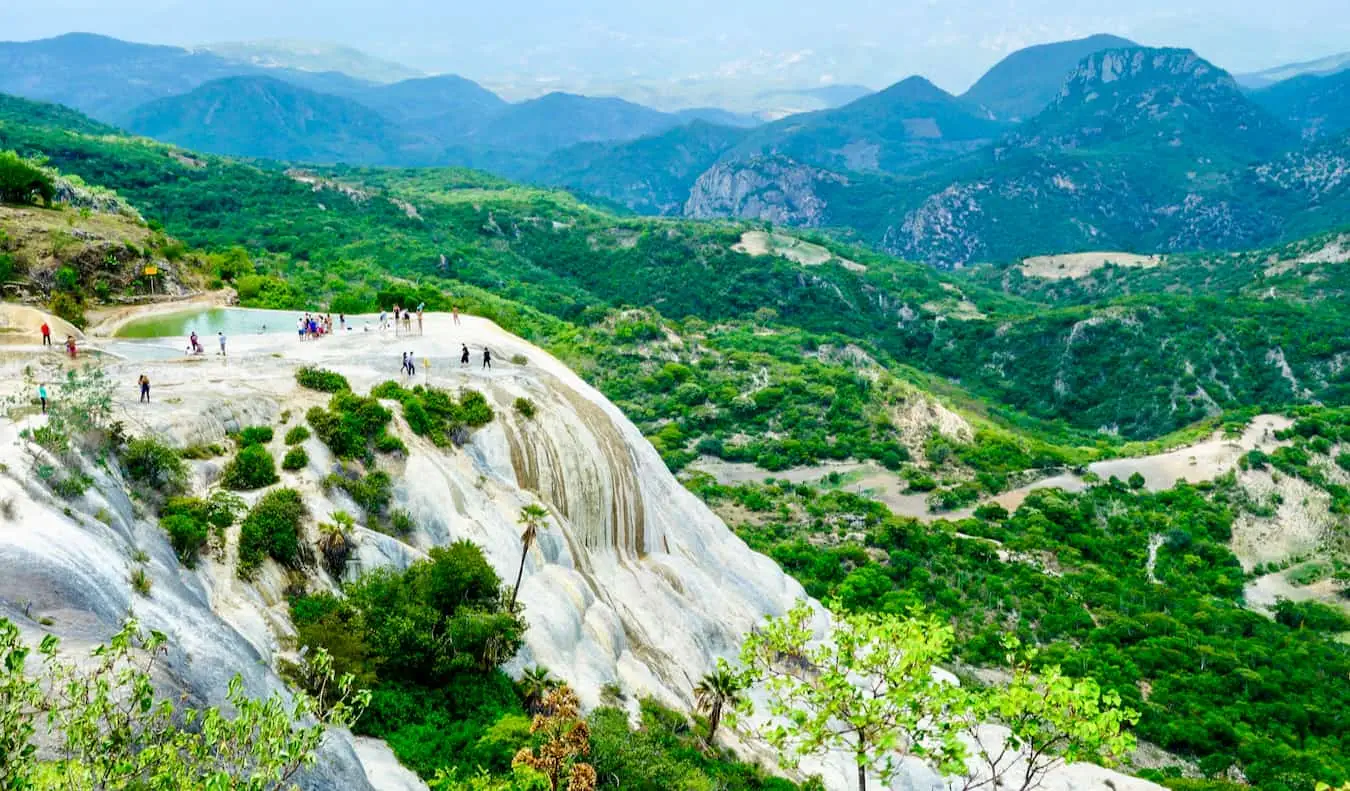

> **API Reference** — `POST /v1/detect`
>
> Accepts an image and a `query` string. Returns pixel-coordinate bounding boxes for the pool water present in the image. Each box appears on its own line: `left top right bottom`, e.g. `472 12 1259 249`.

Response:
115 308 300 339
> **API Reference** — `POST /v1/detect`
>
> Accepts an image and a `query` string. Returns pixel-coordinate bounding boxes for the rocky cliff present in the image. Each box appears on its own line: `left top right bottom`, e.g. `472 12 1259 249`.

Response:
684 155 845 227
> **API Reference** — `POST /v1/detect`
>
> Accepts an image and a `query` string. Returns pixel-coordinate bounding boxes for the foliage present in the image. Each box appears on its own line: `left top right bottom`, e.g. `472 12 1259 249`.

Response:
281 446 309 471
693 668 744 744
511 686 596 791
325 469 393 521
221 444 280 491
514 398 537 419
283 425 310 445
373 381 494 447
510 505 549 611
295 366 351 393
0 617 367 790
237 488 307 577
0 149 54 206
162 513 210 567
119 437 187 495
232 425 275 446
737 601 966 791
307 391 393 461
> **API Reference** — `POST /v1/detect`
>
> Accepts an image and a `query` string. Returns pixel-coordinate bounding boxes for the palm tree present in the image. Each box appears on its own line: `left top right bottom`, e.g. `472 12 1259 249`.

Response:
510 504 549 611
519 665 560 713
694 668 744 745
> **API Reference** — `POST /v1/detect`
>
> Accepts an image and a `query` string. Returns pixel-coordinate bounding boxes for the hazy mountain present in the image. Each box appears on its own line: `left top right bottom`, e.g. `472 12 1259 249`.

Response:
531 121 749 215
729 75 1006 174
0 33 254 123
672 107 760 128
466 92 679 154
682 47 1329 269
1252 70 1350 140
1237 51 1350 89
353 75 508 134
124 75 415 164
960 33 1137 121
201 40 425 84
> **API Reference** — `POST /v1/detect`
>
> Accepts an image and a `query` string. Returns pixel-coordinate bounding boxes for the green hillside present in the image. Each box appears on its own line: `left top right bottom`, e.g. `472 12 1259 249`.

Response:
1252 69 1350 140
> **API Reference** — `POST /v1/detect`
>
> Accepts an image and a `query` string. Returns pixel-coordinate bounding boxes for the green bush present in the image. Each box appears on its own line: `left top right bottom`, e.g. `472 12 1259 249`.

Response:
295 367 350 393
307 392 393 460
120 438 187 494
389 508 416 536
232 425 274 446
180 443 226 460
282 446 309 471
220 444 279 491
237 488 306 576
326 470 392 520
284 425 310 445
0 150 55 206
375 433 407 455
50 293 86 329
162 492 243 530
1273 599 1350 632
373 383 495 447
162 513 209 567
513 398 536 419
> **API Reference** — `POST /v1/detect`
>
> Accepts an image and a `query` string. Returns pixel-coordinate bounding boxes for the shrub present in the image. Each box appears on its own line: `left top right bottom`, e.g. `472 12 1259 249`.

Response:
0 150 55 206
162 513 209 567
282 446 309 471
325 470 392 520
129 566 152 596
510 354 528 366
163 491 244 531
295 367 350 393
284 425 310 445
513 398 536 419
221 444 279 491
180 443 225 460
389 508 416 536
375 433 407 455
120 438 187 494
307 393 393 460
237 488 307 576
49 471 92 500
233 425 274 446
50 293 86 328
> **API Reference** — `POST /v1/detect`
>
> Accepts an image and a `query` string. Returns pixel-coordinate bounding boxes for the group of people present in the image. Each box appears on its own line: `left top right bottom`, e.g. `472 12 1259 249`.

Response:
380 304 426 336
39 322 78 358
186 331 226 356
298 312 343 340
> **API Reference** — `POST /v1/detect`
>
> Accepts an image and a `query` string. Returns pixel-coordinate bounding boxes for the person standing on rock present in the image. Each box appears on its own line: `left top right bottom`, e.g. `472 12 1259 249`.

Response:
407 353 416 377
138 374 150 403
65 336 77 359
401 352 409 375
460 344 470 367
416 305 424 335
218 332 226 356
452 306 461 326
38 383 47 414
40 322 51 346
482 348 492 370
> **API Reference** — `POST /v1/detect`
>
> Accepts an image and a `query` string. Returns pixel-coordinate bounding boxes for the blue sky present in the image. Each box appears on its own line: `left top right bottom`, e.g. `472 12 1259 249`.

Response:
4 0 1348 93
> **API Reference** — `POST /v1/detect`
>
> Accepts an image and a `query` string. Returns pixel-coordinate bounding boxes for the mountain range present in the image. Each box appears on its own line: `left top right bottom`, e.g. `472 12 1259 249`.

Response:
2 31 1349 268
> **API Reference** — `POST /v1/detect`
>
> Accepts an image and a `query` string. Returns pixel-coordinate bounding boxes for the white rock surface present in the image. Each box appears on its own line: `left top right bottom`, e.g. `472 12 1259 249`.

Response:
0 307 1164 791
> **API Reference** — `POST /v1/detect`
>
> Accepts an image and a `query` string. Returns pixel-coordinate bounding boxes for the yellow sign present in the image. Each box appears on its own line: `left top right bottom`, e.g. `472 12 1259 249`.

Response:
143 266 159 276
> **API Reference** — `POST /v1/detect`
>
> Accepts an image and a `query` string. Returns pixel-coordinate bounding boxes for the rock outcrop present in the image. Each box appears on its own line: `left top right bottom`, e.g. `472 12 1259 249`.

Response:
684 155 845 227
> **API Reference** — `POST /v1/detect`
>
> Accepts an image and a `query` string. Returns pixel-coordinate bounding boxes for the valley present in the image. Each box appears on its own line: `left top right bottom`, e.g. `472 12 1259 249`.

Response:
0 22 1348 791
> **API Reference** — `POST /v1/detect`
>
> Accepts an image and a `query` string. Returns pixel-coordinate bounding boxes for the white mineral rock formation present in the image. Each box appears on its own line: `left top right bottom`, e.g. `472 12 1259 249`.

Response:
0 306 1161 791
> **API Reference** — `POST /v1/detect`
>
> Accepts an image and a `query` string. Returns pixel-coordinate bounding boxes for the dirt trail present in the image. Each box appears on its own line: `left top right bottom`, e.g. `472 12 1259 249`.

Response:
690 415 1294 522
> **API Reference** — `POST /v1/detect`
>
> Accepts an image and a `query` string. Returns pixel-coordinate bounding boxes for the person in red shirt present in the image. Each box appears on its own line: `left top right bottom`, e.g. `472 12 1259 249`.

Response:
65 335 77 358
40 322 51 346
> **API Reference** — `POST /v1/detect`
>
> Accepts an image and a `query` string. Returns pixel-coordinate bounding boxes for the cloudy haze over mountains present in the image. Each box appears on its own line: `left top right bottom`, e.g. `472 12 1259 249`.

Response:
5 0 1349 103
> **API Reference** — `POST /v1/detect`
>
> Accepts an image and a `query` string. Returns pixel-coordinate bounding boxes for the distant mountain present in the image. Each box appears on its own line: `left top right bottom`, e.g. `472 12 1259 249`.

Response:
123 76 414 164
0 33 254 123
961 33 1137 121
353 75 507 132
467 93 680 154
1252 70 1350 140
728 76 1006 174
672 107 760 128
531 122 749 215
1237 51 1350 89
682 47 1333 269
200 40 424 84
752 84 876 118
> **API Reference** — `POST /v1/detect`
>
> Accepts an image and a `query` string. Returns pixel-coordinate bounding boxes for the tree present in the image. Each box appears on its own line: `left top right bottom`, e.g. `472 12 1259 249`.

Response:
736 600 966 791
512 685 597 791
953 638 1138 791
0 150 55 207
519 665 560 714
0 616 368 789
510 504 550 611
693 666 744 745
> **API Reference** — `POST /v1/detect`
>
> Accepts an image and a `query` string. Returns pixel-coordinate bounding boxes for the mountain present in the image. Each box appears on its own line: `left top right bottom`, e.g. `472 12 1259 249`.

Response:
1237 50 1350 89
752 84 876 118
1252 69 1350 140
961 33 1137 121
200 39 425 84
728 76 1007 174
124 76 413 164
531 121 749 215
466 92 680 154
0 33 254 123
672 107 760 128
352 74 508 131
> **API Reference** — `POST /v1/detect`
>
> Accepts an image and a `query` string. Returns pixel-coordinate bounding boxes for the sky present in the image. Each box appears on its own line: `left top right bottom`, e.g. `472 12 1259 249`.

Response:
4 0 1349 96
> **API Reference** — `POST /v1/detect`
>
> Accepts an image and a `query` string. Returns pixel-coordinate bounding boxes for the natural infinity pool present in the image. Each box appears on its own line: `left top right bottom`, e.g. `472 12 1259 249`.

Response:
115 308 299 339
